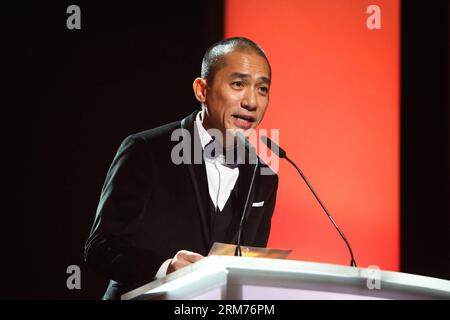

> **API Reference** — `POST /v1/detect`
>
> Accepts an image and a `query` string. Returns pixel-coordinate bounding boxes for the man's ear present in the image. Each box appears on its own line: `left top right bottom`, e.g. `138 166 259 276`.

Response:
193 77 207 103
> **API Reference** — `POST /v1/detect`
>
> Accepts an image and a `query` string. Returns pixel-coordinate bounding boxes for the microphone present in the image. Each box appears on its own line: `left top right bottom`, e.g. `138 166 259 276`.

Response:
260 135 357 267
234 132 259 257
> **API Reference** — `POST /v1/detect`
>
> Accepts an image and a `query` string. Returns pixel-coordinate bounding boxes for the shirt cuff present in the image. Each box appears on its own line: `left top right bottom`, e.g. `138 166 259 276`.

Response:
155 259 172 279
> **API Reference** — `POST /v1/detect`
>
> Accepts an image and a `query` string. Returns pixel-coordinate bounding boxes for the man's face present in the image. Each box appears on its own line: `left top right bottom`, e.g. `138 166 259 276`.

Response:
202 50 271 139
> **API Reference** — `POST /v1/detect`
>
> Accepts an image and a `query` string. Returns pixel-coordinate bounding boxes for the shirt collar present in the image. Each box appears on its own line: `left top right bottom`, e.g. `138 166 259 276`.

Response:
195 110 245 167
195 109 214 151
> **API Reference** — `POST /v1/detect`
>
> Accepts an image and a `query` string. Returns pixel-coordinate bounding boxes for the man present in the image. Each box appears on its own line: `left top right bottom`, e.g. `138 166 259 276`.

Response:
85 37 279 300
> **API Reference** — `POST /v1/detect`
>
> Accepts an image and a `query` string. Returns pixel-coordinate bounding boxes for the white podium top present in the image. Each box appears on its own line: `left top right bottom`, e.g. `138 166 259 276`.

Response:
122 256 450 300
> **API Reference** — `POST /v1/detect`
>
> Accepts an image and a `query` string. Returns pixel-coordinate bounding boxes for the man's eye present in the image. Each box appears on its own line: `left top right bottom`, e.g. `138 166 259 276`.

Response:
259 86 269 94
231 81 244 88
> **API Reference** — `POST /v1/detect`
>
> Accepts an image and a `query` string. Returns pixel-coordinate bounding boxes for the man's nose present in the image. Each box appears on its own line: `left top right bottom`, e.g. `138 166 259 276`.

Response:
241 87 257 111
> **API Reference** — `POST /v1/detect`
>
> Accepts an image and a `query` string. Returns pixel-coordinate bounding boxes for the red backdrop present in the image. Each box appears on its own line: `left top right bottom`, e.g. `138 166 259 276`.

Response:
225 0 400 271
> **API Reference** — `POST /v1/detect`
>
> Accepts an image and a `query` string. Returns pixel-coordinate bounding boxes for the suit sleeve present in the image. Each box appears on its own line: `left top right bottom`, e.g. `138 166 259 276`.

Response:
252 175 279 248
84 135 164 286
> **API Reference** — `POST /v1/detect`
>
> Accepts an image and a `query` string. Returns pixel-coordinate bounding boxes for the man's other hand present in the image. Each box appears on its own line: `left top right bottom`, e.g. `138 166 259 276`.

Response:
167 250 205 274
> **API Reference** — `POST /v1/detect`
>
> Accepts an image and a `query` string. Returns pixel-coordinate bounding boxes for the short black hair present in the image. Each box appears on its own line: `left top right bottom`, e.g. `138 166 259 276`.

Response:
201 37 271 85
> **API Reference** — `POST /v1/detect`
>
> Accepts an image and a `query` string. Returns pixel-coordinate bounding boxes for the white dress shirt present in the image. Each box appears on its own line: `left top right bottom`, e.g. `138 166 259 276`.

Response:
155 110 240 279
195 110 240 211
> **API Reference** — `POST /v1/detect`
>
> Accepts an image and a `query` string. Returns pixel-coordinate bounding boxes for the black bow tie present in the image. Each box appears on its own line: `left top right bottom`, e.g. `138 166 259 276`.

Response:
204 139 244 168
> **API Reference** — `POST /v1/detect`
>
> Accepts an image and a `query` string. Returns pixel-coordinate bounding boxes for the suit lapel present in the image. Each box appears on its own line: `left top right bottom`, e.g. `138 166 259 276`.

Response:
180 111 261 249
228 157 258 245
180 111 211 251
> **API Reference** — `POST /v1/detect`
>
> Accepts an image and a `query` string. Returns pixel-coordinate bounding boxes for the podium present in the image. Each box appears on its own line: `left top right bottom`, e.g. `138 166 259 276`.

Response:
121 256 450 300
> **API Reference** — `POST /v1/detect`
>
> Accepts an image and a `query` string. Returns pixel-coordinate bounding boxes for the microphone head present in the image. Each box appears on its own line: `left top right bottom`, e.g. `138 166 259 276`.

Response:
260 135 286 158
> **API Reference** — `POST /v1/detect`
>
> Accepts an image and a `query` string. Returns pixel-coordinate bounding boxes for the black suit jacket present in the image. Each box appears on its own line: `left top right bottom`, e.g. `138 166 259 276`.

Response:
85 110 278 299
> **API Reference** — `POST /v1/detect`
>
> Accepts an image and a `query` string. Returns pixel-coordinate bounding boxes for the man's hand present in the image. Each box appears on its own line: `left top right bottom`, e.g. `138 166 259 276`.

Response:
167 250 205 274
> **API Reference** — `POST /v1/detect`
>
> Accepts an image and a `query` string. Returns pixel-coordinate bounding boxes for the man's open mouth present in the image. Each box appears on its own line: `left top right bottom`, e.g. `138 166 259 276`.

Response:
231 114 256 130
232 114 256 123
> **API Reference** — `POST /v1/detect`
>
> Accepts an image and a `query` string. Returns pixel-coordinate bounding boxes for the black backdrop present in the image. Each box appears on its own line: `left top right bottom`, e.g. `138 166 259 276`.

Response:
400 0 449 283
3 1 448 299
4 1 224 299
